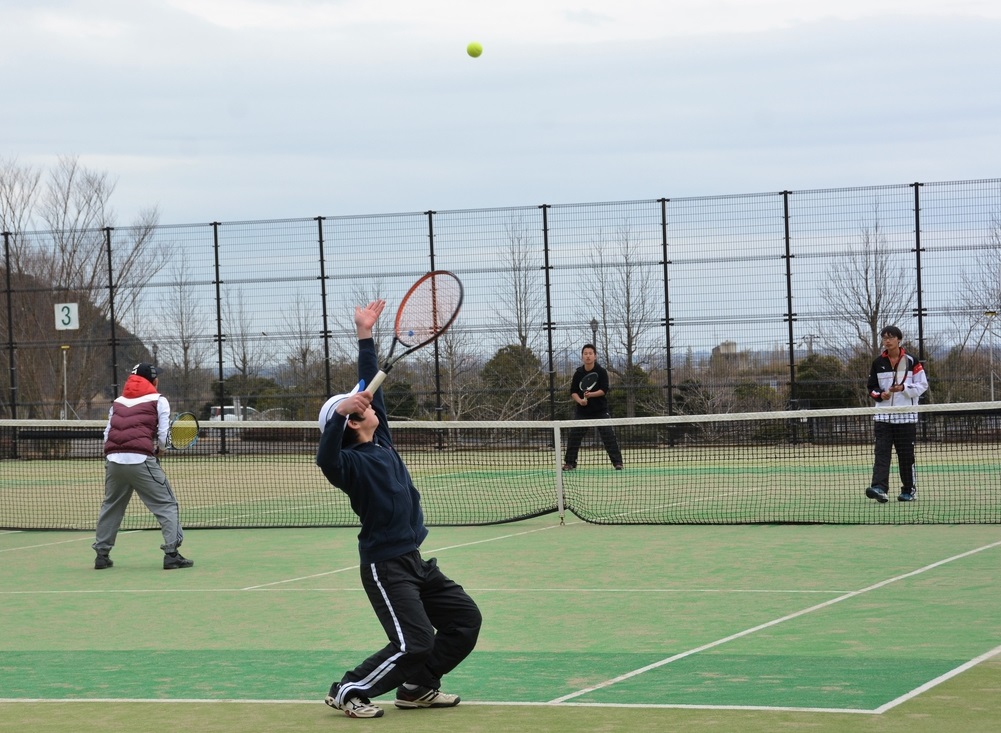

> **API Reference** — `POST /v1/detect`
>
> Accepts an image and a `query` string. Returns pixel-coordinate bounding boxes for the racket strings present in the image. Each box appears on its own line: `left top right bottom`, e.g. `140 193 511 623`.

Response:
170 415 199 448
396 275 461 346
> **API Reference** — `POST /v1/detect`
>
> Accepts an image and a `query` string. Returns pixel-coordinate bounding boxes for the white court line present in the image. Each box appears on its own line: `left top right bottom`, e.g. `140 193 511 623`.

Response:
0 698 875 712
548 538 1001 707
240 522 564 590
873 642 1001 714
0 587 850 597
5 522 999 713
0 531 139 553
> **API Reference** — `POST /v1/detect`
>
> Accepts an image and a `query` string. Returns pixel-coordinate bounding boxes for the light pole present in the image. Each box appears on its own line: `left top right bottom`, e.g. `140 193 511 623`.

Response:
61 345 70 419
986 311 997 401
590 318 598 346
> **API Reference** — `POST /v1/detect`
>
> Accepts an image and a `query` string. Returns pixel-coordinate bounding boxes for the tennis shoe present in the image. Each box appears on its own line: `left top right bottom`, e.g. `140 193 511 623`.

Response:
94 553 113 570
325 686 384 719
614 463 623 470
395 685 460 709
898 489 916 502
324 692 382 716
163 552 194 570
562 463 576 471
865 486 889 503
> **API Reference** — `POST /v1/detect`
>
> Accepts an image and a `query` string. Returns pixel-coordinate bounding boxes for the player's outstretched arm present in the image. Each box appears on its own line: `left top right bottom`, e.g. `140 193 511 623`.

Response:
354 299 386 339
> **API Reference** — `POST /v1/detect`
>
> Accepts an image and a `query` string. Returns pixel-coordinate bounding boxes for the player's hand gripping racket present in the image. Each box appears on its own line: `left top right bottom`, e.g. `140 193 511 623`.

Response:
168 412 200 450
367 271 464 393
579 372 599 405
888 354 908 404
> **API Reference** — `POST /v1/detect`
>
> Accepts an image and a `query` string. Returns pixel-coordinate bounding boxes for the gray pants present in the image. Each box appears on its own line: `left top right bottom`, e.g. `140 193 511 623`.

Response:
93 457 184 554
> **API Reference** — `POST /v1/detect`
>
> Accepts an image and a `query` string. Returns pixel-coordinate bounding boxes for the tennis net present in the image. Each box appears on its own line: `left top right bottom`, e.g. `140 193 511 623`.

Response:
2 402 1000 529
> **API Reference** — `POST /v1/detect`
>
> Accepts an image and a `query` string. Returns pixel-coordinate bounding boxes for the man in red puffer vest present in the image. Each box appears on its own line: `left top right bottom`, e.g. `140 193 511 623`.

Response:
92 362 194 570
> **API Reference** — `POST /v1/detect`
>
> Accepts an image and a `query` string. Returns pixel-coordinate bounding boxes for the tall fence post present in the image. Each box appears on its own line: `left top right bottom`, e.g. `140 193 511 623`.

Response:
540 205 556 420
658 198 674 414
104 227 120 396
781 191 797 403
211 222 228 453
3 231 16 419
426 210 444 422
911 182 927 361
316 216 332 399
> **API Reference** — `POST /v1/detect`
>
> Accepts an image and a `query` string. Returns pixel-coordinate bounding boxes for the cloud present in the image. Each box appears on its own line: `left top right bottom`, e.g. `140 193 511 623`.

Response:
1 2 999 225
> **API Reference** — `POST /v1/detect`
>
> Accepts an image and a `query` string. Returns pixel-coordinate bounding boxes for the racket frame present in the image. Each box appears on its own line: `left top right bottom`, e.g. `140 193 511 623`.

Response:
579 371 599 405
367 270 463 392
168 412 201 450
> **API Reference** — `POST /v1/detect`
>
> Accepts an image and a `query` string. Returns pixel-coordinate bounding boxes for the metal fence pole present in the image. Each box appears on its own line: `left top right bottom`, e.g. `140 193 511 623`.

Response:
104 227 120 396
211 222 228 453
658 198 674 414
316 216 332 398
911 182 927 361
782 191 797 403
540 204 556 420
3 231 16 419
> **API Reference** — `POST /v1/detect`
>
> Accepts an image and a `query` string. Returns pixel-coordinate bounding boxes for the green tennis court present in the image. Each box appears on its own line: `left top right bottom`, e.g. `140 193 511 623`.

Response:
2 517 1000 732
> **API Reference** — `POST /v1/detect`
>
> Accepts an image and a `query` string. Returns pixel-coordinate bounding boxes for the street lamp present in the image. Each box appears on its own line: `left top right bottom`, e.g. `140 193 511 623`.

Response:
61 345 70 419
590 318 598 346
986 311 997 401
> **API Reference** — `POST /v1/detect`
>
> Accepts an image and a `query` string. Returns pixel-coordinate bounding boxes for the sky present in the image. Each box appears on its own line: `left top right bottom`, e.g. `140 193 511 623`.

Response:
2 0 1000 227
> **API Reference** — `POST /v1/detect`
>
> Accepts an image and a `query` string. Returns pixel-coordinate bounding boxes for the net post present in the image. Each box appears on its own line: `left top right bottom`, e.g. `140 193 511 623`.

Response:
553 425 565 525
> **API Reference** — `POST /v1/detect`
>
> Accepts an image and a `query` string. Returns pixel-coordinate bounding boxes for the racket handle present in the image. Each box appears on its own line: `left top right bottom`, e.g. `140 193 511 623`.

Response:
367 370 388 393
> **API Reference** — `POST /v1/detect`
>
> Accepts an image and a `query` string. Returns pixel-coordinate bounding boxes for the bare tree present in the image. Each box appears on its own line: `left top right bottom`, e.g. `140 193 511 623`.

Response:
938 214 1001 401
412 327 480 419
275 292 326 419
957 215 1001 333
224 286 271 381
582 222 660 416
819 210 914 360
155 259 213 412
499 216 545 351
0 156 163 417
0 157 41 236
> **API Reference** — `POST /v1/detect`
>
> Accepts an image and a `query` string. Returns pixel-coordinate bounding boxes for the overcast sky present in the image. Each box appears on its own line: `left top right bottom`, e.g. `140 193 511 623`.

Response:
2 0 999 226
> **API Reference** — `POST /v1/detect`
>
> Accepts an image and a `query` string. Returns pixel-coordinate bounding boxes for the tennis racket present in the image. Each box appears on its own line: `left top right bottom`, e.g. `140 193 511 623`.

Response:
579 372 599 405
367 270 464 393
892 353 908 387
887 353 909 404
168 412 200 450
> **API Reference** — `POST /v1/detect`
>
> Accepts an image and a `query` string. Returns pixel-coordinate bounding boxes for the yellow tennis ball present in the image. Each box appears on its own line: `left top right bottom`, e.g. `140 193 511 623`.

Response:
467 42 482 58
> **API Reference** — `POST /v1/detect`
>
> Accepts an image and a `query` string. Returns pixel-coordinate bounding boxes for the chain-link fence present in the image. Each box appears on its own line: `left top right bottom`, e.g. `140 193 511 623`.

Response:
3 179 1000 421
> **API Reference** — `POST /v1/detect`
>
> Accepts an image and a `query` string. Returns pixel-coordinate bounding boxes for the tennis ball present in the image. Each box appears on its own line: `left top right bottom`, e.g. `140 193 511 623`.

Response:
467 42 482 58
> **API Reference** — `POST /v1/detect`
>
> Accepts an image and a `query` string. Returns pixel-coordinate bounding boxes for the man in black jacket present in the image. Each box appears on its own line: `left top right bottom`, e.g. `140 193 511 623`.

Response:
562 343 623 470
316 299 481 719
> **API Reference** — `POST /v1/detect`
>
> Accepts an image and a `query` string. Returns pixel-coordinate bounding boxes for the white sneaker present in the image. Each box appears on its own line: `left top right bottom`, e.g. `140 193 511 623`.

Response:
325 686 384 718
395 685 460 709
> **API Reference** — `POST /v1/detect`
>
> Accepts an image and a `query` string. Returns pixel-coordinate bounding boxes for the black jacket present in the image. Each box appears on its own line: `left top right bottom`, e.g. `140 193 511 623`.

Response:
316 338 428 563
570 363 611 417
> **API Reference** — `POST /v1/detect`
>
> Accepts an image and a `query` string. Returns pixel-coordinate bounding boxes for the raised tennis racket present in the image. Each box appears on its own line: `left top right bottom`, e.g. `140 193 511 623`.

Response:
367 271 464 393
579 372 599 405
168 412 200 450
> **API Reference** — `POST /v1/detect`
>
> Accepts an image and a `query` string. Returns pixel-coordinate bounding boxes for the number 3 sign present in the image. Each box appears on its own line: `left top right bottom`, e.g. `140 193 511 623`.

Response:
54 303 79 330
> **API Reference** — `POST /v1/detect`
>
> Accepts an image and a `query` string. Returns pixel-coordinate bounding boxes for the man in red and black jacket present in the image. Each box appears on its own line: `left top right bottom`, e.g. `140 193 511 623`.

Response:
92 362 193 570
864 326 929 504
